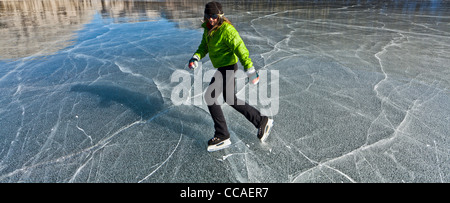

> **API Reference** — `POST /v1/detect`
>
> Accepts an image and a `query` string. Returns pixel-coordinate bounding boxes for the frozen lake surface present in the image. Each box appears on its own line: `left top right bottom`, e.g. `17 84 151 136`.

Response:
0 0 449 182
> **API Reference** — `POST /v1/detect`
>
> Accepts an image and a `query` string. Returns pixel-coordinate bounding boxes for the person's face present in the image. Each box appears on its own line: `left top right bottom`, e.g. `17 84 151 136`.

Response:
208 17 218 26
204 13 220 26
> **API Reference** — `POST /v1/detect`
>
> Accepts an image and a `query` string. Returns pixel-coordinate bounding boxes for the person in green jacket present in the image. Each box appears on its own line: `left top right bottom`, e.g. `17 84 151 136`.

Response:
188 1 273 152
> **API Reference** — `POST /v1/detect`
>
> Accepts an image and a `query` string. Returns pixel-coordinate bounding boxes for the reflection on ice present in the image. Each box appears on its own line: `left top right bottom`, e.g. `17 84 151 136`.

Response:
0 0 203 60
0 0 449 182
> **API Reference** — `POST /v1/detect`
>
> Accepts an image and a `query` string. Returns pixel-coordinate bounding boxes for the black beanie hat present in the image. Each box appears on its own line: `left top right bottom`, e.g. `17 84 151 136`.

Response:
205 1 223 14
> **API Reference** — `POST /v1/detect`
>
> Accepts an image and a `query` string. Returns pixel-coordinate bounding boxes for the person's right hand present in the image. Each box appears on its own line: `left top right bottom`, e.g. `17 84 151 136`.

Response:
188 55 200 70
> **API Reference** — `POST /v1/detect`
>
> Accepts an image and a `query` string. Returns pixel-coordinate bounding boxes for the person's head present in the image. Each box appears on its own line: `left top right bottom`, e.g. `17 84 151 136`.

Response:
204 1 231 36
204 1 224 27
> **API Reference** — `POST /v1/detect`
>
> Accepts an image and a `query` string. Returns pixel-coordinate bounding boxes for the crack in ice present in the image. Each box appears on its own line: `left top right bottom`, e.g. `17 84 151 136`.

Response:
138 121 184 183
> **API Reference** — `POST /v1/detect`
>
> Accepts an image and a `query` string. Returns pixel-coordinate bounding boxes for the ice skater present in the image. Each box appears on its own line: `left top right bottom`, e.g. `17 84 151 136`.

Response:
188 1 273 152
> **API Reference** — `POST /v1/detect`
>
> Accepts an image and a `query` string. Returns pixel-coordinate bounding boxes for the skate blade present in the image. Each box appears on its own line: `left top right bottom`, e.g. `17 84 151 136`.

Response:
207 139 231 152
260 119 274 143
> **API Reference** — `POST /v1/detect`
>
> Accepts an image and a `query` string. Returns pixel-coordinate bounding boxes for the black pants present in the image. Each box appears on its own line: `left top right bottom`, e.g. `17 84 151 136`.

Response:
205 63 263 139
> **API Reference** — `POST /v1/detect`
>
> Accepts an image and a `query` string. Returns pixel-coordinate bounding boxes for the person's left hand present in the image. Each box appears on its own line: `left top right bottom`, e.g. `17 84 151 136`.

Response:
246 67 259 84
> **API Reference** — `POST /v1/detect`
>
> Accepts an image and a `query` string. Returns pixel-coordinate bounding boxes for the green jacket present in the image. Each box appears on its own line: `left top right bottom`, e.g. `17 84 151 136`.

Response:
194 22 253 71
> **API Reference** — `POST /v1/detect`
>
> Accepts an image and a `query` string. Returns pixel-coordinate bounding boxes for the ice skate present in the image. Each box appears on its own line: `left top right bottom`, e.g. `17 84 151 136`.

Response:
257 117 274 142
207 137 231 152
